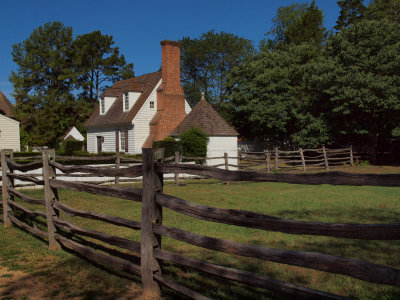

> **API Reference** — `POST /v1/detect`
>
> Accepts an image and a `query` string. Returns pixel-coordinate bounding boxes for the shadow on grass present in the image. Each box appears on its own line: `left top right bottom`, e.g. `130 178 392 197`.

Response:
276 207 400 223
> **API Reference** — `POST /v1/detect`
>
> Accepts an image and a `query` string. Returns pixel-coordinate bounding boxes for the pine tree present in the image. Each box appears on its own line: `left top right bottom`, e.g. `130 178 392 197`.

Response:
73 30 134 103
334 0 366 31
10 22 76 146
180 31 254 112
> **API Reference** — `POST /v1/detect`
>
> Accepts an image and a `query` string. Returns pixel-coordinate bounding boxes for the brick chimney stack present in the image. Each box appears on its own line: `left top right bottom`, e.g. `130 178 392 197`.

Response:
143 40 187 147
160 40 184 100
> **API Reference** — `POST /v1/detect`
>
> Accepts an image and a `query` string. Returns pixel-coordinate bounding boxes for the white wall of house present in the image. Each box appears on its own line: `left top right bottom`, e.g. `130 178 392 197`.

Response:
185 101 191 115
87 126 134 154
87 128 115 153
132 80 161 153
124 92 141 112
0 114 20 151
206 136 238 170
64 127 85 141
88 79 192 155
102 96 117 115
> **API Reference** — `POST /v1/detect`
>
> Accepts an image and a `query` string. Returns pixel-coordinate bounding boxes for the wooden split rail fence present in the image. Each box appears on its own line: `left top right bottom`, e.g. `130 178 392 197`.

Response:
239 146 354 172
1 148 400 299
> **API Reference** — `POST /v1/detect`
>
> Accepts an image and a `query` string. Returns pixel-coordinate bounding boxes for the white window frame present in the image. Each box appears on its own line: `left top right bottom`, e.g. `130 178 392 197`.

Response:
120 131 126 152
100 98 105 114
150 101 154 109
124 92 129 111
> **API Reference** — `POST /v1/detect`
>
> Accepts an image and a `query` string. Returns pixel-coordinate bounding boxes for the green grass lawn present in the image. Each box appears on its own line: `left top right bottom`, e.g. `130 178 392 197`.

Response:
1 176 400 299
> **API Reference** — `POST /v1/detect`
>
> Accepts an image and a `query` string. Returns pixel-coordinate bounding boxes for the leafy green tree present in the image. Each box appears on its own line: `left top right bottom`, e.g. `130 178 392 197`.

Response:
306 20 400 147
180 31 254 112
366 0 400 23
73 30 134 103
266 1 326 48
226 43 330 147
267 3 308 45
334 0 366 31
10 22 77 146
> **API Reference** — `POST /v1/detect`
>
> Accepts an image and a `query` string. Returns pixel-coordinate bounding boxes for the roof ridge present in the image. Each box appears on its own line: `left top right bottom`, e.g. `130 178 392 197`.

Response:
0 90 14 117
170 97 238 136
115 71 161 84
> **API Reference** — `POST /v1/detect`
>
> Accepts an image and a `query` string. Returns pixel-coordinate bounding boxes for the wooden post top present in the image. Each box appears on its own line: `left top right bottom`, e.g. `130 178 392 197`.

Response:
1 149 13 156
42 149 56 158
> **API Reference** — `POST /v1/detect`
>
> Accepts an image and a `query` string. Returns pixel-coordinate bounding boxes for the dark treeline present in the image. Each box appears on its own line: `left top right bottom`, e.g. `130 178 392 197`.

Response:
10 1 400 155
10 22 134 147
180 0 400 154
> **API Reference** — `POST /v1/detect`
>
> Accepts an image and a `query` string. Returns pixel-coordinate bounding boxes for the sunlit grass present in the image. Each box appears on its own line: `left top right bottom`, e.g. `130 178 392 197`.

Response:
1 175 400 299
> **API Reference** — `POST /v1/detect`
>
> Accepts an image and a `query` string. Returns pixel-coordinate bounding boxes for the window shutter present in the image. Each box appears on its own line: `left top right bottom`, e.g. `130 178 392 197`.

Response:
115 131 119 152
125 131 129 152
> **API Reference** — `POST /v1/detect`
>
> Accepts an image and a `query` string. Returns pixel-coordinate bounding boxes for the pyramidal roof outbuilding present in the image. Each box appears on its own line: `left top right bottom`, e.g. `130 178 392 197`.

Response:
170 94 238 137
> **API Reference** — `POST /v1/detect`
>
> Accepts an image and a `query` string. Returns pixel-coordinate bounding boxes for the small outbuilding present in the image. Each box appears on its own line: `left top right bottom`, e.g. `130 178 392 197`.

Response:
61 126 85 141
170 93 238 168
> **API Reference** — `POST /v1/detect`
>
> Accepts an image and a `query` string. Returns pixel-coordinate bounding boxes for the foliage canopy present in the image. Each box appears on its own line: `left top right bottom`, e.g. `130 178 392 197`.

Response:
9 22 134 147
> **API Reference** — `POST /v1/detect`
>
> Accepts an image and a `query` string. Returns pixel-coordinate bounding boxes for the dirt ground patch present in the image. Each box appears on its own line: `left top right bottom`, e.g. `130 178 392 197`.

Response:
0 262 50 299
0 261 145 299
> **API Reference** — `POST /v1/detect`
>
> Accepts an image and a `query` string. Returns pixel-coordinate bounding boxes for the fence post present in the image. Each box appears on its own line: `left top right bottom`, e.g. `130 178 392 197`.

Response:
42 149 61 250
141 149 162 297
238 149 241 169
115 151 120 186
274 148 279 170
322 146 329 170
174 151 180 185
265 150 271 173
1 149 14 227
350 145 354 167
299 148 306 172
224 152 230 185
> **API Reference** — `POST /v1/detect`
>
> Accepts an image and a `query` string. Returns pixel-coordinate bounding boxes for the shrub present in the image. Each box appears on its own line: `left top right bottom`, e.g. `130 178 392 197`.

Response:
180 128 208 164
58 140 84 155
13 152 42 157
153 136 182 158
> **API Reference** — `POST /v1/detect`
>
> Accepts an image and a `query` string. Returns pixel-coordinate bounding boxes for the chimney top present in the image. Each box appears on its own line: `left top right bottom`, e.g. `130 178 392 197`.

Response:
160 40 181 47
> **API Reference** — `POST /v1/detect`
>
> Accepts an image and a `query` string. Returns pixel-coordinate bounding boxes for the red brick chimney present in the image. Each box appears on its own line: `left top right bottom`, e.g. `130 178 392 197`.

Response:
143 40 187 148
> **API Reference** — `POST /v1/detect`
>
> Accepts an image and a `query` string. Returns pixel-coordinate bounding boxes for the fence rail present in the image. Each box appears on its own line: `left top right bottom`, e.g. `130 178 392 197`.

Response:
238 146 354 173
1 148 399 299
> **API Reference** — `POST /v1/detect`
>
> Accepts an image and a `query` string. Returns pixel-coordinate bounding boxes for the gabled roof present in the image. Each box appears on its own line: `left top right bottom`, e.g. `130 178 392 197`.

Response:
85 71 162 129
170 95 238 136
0 113 19 125
60 126 85 141
0 90 14 118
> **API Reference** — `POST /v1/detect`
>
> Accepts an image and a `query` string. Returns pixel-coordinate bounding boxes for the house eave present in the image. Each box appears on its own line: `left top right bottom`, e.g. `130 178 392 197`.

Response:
85 122 133 131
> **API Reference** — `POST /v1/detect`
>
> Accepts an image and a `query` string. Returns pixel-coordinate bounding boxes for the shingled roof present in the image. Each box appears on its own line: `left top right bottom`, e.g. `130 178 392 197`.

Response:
170 95 238 136
85 71 162 129
0 90 14 117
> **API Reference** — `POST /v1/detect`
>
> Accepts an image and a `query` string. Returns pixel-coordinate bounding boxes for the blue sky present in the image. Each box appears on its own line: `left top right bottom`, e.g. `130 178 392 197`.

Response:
0 0 340 103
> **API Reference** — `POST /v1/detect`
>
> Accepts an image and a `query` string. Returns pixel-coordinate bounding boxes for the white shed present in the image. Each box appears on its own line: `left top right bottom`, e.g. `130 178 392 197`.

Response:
62 126 85 141
170 94 239 169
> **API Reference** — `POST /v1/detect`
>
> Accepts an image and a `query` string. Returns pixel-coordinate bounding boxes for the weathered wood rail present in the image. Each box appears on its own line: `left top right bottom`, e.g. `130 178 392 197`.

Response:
238 146 355 173
1 148 399 299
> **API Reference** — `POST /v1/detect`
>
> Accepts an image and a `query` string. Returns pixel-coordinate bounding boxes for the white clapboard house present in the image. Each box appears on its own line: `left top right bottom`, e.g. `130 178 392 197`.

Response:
85 41 191 154
85 40 238 161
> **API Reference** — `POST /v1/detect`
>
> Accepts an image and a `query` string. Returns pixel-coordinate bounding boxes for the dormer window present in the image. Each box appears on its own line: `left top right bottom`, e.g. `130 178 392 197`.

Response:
124 93 129 111
100 98 105 114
